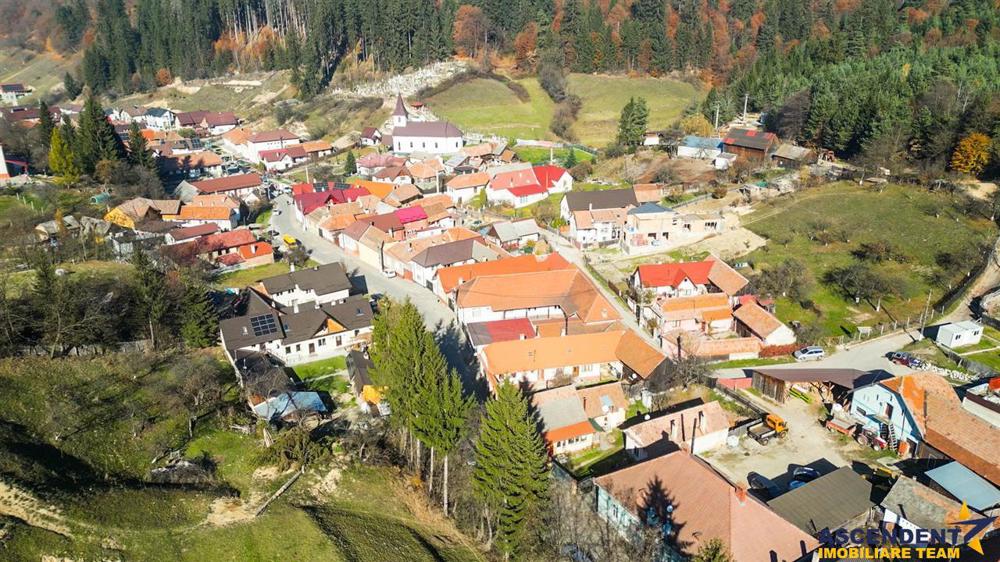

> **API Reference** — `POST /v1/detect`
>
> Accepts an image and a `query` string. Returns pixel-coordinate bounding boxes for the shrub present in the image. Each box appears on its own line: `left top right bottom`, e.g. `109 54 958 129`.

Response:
569 162 592 181
711 186 728 199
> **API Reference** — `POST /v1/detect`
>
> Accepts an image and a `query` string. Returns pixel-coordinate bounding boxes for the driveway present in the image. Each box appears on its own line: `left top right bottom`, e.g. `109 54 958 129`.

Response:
269 195 475 380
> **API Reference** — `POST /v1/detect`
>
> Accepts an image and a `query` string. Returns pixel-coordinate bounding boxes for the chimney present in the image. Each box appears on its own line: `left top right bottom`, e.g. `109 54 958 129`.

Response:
519 333 526 340
242 326 248 335
293 303 299 314
735 485 747 505
314 301 320 310
589 202 593 211
669 419 676 439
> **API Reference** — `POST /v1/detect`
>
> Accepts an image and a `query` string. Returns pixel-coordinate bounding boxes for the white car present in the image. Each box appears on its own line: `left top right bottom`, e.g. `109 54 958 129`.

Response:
793 346 825 361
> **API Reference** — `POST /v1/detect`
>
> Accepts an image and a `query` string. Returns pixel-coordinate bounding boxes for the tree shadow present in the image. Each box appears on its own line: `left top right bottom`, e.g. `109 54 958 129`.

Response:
638 476 689 554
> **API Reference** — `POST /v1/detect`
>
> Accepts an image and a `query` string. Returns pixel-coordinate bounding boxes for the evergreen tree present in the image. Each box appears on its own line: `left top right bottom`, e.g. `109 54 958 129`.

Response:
344 150 357 175
130 249 169 348
434 369 473 512
563 148 577 168
37 101 55 151
473 382 549 560
616 96 649 148
48 128 80 182
63 73 82 100
180 278 217 348
370 300 426 447
127 122 154 169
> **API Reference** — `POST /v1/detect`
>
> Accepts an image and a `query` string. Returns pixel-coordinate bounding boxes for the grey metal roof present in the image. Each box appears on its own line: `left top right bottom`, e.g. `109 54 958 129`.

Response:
393 121 463 139
881 477 981 540
488 219 541 243
537 396 588 432
751 368 891 390
563 189 638 213
259 262 353 297
925 461 1000 511
412 238 495 268
627 202 671 215
767 467 874 535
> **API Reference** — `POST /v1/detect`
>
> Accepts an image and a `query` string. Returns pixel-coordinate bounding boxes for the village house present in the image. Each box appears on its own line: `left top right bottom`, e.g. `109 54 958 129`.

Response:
338 220 394 271
732 300 796 346
191 229 274 270
766 467 876 538
179 173 264 203
561 188 639 247
621 203 726 254
632 257 749 300
359 126 382 147
409 237 502 290
260 145 308 171
483 218 542 251
301 140 334 159
433 253 573 301
165 223 219 245
487 165 573 209
104 198 181 229
531 385 599 456
879 477 988 549
256 262 354 308
771 143 817 168
578 382 629 431
623 400 730 460
594 451 818 562
722 128 779 161
381 227 483 281
648 293 735 338
357 153 407 177
175 110 239 135
850 372 1000 486
0 83 30 105
159 151 224 179
444 171 490 204
189 193 243 221
373 165 413 184
480 329 664 392
408 158 445 193
631 183 665 204
161 204 237 231
136 107 178 130
668 332 763 361
220 289 374 367
390 94 464 154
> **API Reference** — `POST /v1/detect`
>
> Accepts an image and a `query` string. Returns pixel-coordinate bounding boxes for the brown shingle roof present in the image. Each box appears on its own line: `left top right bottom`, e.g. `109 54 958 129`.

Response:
191 173 262 194
594 451 818 561
732 301 785 338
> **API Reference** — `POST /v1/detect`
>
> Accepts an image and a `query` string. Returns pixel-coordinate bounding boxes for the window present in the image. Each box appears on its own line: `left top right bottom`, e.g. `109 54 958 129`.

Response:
295 344 301 352
434 142 438 149
336 335 343 346
318 338 326 347
284 346 291 354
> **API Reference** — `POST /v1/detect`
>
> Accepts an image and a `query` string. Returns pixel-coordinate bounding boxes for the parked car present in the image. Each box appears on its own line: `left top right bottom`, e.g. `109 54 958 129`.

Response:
792 466 820 484
886 351 926 369
747 471 781 499
793 346 825 361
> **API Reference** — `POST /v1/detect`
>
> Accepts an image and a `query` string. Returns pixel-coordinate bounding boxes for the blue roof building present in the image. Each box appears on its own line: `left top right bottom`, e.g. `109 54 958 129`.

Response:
925 461 1000 511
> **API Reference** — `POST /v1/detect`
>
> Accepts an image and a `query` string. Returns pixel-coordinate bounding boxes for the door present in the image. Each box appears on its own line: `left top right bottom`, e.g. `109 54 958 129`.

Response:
308 343 316 355
884 403 894 420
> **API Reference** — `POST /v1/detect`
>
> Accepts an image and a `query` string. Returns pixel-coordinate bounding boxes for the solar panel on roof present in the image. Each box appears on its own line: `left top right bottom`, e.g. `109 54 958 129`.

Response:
249 314 278 337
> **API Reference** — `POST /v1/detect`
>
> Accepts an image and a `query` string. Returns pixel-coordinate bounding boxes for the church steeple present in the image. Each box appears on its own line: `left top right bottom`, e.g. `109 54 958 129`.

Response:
391 93 408 128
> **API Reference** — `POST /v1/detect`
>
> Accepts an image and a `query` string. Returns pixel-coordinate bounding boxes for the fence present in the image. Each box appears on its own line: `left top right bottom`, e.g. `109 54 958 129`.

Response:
933 343 997 382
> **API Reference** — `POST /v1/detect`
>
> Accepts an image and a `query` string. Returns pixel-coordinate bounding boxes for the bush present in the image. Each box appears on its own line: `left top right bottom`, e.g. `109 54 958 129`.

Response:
711 186 728 199
760 343 800 357
604 143 626 159
569 162 592 181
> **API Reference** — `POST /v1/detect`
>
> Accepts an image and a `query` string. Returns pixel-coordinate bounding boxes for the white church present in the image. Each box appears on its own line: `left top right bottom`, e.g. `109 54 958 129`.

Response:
390 94 464 155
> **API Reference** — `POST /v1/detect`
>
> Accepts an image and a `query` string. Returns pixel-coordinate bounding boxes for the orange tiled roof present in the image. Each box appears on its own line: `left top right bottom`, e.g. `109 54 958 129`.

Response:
577 382 628 419
352 179 395 199
437 253 572 294
484 330 662 377
614 330 665 378
447 171 491 190
190 194 240 209
301 140 332 153
707 257 749 296
172 205 233 221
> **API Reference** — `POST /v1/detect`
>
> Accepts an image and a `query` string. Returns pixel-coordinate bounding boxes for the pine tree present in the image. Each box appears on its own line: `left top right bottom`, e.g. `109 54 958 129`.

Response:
435 369 473 513
130 249 169 348
180 279 217 348
127 122 154 169
370 300 426 452
37 101 55 151
344 151 357 175
563 148 577 169
473 382 549 560
64 72 82 100
616 97 634 147
77 95 107 174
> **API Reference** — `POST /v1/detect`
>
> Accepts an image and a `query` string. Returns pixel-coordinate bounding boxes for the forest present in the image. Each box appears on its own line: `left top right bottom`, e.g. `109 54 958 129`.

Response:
0 0 997 173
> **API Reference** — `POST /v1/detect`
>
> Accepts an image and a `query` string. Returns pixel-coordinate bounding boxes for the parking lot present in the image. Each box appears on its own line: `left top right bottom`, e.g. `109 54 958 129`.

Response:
702 386 878 500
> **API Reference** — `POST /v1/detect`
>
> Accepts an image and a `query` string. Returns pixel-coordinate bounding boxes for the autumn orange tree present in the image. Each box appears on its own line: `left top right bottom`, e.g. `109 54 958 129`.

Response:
951 132 992 177
513 22 538 70
453 5 489 58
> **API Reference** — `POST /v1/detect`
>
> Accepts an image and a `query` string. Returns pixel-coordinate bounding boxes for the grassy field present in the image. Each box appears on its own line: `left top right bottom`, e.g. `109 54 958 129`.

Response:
426 77 555 141
512 146 594 165
566 73 702 146
214 261 320 289
743 183 996 337
0 48 79 100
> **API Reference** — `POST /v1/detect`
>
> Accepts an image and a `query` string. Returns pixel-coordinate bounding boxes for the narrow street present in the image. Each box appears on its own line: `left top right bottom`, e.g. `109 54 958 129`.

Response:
268 195 474 378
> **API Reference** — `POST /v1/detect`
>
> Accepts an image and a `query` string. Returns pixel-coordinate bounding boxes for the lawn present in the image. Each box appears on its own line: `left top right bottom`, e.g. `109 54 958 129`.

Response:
426 77 555 141
566 73 703 147
185 427 262 493
743 182 997 338
0 48 79 100
213 260 320 289
255 209 273 225
711 357 796 370
292 356 348 380
565 431 627 478
512 146 594 166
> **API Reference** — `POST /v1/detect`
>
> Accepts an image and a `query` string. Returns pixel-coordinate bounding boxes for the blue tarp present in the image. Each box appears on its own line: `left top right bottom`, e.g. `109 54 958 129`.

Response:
252 391 328 421
681 135 723 150
925 461 1000 511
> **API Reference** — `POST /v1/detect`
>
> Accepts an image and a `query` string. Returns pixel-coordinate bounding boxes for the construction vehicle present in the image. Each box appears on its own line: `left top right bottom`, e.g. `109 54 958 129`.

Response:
747 414 789 445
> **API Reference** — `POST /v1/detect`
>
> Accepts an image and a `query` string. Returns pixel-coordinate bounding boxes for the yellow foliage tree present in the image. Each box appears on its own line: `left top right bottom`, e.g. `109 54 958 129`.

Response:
680 113 714 137
951 132 991 176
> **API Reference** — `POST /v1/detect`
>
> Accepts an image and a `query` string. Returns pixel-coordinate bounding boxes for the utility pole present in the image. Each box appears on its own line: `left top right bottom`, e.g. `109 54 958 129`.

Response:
920 290 932 334
742 93 749 123
713 104 720 131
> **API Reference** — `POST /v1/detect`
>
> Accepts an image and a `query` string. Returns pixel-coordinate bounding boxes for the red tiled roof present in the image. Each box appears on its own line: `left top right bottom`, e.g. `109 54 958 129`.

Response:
484 318 536 343
437 253 572 294
196 229 257 253
249 129 298 143
637 260 714 288
191 173 262 194
508 184 546 197
394 206 428 224
532 165 567 189
490 168 538 191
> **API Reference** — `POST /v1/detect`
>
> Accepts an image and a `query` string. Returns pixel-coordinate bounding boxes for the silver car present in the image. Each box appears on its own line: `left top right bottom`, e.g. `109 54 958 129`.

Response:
793 346 825 361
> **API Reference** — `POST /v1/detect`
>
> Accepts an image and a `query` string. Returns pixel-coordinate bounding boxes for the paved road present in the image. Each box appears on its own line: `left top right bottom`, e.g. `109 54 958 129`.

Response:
269 195 475 379
715 330 921 379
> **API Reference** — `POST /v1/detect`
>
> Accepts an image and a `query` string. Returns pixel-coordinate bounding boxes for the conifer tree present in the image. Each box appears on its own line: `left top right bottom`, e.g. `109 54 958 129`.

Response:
180 279 218 348
370 300 426 454
130 249 168 348
37 101 55 151
49 128 80 182
473 382 549 560
344 151 357 175
435 369 473 513
127 122 154 169
563 147 577 169
63 72 82 100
